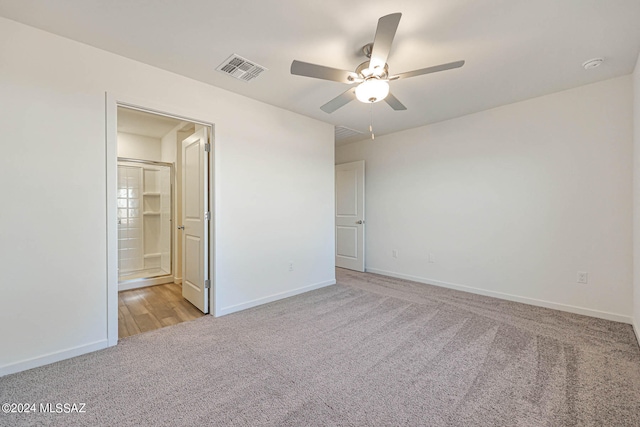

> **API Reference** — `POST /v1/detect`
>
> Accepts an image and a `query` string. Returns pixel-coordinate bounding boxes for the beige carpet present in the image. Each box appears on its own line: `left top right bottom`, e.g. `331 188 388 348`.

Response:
2 268 640 426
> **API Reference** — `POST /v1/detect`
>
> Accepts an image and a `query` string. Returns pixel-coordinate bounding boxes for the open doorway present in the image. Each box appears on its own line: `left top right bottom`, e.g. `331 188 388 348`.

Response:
115 106 212 339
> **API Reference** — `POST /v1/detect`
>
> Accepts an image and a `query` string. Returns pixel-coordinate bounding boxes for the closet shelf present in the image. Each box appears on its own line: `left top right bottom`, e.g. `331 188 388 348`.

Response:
143 253 161 259
143 211 161 216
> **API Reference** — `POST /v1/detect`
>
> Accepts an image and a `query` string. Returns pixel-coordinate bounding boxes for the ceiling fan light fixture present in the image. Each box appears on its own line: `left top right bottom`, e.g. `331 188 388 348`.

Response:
355 78 389 103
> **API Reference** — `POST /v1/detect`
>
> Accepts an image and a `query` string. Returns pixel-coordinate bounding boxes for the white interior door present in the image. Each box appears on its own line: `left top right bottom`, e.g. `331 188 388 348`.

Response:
180 127 209 313
335 161 365 272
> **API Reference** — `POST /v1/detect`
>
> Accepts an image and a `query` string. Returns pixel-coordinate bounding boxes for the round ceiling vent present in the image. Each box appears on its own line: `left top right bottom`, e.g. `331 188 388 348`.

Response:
582 58 604 70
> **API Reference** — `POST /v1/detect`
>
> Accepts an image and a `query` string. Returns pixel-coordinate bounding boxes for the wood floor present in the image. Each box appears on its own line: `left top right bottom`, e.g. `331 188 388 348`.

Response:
118 282 205 339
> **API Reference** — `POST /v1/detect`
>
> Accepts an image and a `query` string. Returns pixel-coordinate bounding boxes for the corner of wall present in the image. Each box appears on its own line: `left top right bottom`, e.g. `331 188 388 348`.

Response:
341 76 634 323
633 51 640 347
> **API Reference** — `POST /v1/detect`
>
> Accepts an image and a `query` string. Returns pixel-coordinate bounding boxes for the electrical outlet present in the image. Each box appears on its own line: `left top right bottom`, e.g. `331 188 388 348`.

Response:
428 253 435 263
392 249 398 258
289 262 293 272
577 271 588 284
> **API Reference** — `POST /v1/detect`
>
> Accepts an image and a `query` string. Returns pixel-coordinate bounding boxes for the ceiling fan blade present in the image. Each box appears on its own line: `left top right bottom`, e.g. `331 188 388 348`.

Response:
393 60 465 80
369 13 402 70
291 60 356 84
384 92 407 111
320 88 357 113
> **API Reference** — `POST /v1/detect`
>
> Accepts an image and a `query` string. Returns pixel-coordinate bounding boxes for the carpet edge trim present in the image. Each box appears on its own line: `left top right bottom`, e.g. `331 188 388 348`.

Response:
217 279 336 316
0 339 109 377
366 268 632 324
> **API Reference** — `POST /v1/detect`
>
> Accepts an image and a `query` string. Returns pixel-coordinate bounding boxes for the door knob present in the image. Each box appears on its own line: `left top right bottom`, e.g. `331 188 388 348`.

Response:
356 220 364 224
177 225 185 230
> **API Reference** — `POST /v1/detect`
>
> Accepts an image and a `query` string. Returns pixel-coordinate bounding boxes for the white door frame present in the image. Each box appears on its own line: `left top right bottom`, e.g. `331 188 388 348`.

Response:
105 93 216 347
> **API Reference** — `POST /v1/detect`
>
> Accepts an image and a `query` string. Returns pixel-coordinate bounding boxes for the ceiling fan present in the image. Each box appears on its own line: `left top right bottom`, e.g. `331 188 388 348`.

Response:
290 13 465 114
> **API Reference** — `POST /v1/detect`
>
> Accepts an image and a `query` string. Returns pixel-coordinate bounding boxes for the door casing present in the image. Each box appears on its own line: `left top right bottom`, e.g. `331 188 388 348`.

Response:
106 93 216 346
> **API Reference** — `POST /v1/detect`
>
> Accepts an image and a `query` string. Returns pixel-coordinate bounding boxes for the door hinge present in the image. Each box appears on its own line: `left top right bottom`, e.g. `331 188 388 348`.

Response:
204 279 211 289
205 211 211 220
204 143 211 152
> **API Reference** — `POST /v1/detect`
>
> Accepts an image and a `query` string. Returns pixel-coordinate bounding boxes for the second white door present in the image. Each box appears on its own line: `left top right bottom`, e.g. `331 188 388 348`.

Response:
181 127 209 314
335 161 365 272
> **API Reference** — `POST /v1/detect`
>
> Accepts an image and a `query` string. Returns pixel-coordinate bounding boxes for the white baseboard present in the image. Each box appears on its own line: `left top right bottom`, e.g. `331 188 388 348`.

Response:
174 277 182 285
366 268 632 324
217 279 336 317
118 275 174 291
0 340 108 377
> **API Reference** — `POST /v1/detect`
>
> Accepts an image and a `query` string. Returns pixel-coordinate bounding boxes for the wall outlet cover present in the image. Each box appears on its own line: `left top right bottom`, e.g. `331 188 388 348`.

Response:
577 271 588 284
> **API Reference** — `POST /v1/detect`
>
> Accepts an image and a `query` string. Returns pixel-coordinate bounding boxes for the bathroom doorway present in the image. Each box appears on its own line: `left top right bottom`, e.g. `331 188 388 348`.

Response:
115 105 212 339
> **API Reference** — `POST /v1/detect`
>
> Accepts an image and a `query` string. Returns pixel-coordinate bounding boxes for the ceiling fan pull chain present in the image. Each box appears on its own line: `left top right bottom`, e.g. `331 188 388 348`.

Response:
370 103 375 140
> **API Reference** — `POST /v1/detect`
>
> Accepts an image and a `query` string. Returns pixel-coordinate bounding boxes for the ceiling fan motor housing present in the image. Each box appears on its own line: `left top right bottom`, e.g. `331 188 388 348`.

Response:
356 61 389 79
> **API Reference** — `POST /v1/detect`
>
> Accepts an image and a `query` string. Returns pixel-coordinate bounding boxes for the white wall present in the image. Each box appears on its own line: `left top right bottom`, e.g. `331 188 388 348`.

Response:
117 131 162 161
633 53 640 338
160 124 181 165
0 17 335 375
337 76 633 322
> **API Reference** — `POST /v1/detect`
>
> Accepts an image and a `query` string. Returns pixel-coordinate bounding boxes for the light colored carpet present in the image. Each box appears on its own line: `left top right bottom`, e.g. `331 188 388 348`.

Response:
2 268 640 426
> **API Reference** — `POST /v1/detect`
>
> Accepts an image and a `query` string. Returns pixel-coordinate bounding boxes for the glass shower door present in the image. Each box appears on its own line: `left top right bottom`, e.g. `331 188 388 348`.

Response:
118 160 173 282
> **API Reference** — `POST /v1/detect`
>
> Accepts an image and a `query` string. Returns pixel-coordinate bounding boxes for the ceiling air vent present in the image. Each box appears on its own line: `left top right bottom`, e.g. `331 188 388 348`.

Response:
216 54 267 82
335 126 364 141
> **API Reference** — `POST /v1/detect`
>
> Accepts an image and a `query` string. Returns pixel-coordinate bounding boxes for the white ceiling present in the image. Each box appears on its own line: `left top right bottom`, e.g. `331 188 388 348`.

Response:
117 107 184 139
1 0 639 145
